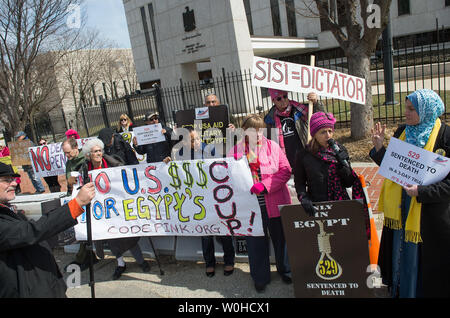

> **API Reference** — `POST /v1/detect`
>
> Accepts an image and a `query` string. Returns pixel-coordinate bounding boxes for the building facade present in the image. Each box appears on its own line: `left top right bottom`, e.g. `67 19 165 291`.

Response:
123 0 450 91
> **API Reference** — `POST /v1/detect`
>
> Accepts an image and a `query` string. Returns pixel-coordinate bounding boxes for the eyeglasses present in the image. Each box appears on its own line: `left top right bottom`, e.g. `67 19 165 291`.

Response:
39 142 46 145
120 118 127 122
276 95 288 102
0 177 17 184
148 117 158 121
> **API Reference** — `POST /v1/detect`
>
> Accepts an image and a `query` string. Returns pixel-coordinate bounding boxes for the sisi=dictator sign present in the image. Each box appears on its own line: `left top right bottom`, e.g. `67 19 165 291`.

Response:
280 200 375 298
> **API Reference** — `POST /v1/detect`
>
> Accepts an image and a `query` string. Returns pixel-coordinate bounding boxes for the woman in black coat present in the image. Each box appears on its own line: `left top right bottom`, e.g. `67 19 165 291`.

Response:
370 89 450 298
294 112 364 216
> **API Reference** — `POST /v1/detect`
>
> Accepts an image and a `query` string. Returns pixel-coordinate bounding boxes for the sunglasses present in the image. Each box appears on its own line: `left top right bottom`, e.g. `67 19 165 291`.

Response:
147 117 158 121
276 95 288 102
120 118 127 122
39 142 46 145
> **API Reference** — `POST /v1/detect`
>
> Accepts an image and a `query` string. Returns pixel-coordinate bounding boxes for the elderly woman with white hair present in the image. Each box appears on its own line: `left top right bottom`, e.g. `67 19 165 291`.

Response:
81 138 151 280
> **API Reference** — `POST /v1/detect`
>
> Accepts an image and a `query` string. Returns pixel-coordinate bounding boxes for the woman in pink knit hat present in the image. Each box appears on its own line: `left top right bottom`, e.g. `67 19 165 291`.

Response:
293 112 369 231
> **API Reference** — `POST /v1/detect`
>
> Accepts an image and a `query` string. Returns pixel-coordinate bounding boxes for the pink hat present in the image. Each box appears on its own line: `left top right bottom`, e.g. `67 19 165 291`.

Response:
65 129 80 139
310 112 336 137
268 88 287 100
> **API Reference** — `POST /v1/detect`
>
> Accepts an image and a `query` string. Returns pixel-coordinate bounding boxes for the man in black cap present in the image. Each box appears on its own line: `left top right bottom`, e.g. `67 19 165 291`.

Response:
0 162 95 297
98 127 139 166
132 112 173 163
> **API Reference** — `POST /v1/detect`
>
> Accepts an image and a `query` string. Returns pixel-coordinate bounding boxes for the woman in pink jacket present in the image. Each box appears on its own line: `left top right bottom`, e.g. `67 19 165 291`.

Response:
230 114 292 293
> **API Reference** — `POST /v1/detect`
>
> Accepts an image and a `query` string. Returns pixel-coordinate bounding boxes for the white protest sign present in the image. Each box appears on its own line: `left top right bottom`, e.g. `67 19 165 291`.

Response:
252 56 366 105
28 143 67 178
73 157 263 240
133 124 166 145
378 137 450 186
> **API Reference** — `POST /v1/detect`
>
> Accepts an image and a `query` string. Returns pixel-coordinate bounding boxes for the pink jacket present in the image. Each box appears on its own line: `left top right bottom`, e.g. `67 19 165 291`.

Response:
229 136 292 218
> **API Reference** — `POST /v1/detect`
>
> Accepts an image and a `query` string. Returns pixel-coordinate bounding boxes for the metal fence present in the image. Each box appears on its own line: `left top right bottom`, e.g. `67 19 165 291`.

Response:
79 30 450 136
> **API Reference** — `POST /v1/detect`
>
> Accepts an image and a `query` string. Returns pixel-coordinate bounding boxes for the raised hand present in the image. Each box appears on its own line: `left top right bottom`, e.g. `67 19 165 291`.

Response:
371 122 386 152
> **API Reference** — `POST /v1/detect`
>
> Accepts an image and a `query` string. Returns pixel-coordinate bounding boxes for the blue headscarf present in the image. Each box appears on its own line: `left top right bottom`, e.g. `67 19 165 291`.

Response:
405 89 444 148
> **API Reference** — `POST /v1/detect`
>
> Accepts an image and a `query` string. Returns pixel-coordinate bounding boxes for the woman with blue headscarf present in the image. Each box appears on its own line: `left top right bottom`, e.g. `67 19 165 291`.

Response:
370 89 450 298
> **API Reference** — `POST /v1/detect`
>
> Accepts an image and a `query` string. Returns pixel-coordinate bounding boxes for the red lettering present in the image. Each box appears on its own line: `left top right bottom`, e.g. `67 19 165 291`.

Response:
253 60 266 81
144 165 162 194
272 62 284 83
301 66 311 88
95 172 111 194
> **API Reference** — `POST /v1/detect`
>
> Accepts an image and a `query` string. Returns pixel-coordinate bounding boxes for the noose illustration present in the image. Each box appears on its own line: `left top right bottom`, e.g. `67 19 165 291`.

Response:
315 220 343 280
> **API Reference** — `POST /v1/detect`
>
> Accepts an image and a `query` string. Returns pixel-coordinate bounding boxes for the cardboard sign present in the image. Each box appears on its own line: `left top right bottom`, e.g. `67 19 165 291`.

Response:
280 201 375 298
133 123 167 145
175 105 229 146
28 143 67 178
120 132 147 163
9 140 32 166
73 157 263 241
252 56 366 105
378 137 450 186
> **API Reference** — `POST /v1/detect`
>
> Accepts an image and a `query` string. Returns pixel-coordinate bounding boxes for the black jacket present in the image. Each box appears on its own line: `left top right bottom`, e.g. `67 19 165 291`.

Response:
104 133 139 166
370 124 450 297
293 143 355 202
134 125 173 163
0 204 77 297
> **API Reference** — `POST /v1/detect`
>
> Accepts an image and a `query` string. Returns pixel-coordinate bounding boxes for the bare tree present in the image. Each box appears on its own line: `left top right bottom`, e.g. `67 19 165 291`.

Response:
290 0 392 139
0 0 83 140
57 29 115 131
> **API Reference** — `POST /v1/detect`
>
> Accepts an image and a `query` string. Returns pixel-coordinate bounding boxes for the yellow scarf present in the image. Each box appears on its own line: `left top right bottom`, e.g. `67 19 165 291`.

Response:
379 118 441 244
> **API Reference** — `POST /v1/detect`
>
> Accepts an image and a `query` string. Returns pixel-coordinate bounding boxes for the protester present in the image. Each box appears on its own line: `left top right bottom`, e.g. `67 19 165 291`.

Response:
15 131 46 194
117 114 134 133
293 111 369 237
62 137 98 270
38 138 61 193
0 161 95 297
65 129 80 139
204 94 236 130
98 127 139 166
62 138 85 194
133 112 173 164
264 90 325 168
172 127 235 277
229 114 292 292
82 138 150 280
370 89 450 298
0 140 20 194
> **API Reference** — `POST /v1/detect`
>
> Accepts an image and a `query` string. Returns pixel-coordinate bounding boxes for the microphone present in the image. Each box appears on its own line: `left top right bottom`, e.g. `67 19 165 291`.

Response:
327 138 349 168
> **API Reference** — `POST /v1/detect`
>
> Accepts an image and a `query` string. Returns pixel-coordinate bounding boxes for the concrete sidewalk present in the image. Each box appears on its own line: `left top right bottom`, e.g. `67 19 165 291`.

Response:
56 250 295 298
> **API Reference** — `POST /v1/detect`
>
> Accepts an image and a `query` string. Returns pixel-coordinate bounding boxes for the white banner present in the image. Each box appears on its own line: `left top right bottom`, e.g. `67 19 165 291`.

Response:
252 56 366 105
133 124 166 145
73 157 263 240
378 137 450 186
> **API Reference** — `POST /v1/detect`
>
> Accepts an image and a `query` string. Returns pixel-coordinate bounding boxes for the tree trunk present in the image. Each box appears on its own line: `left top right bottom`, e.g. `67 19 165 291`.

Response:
347 50 373 140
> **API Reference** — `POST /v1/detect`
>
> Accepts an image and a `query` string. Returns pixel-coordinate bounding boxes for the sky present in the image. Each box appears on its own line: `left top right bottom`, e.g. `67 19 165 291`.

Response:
82 0 131 48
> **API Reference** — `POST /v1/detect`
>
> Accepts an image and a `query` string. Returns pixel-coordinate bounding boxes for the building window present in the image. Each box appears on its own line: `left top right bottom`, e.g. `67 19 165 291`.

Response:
140 6 155 70
397 0 410 16
285 0 297 37
270 0 282 36
147 3 159 67
446 0 450 6
319 0 330 32
243 0 253 35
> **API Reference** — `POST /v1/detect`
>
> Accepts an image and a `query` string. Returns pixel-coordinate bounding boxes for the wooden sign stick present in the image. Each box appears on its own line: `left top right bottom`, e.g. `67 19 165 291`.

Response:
307 55 315 143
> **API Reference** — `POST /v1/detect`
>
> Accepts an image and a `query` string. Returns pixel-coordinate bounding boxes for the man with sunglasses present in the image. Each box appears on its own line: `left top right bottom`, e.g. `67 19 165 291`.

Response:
133 112 173 164
264 90 324 168
0 162 95 297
